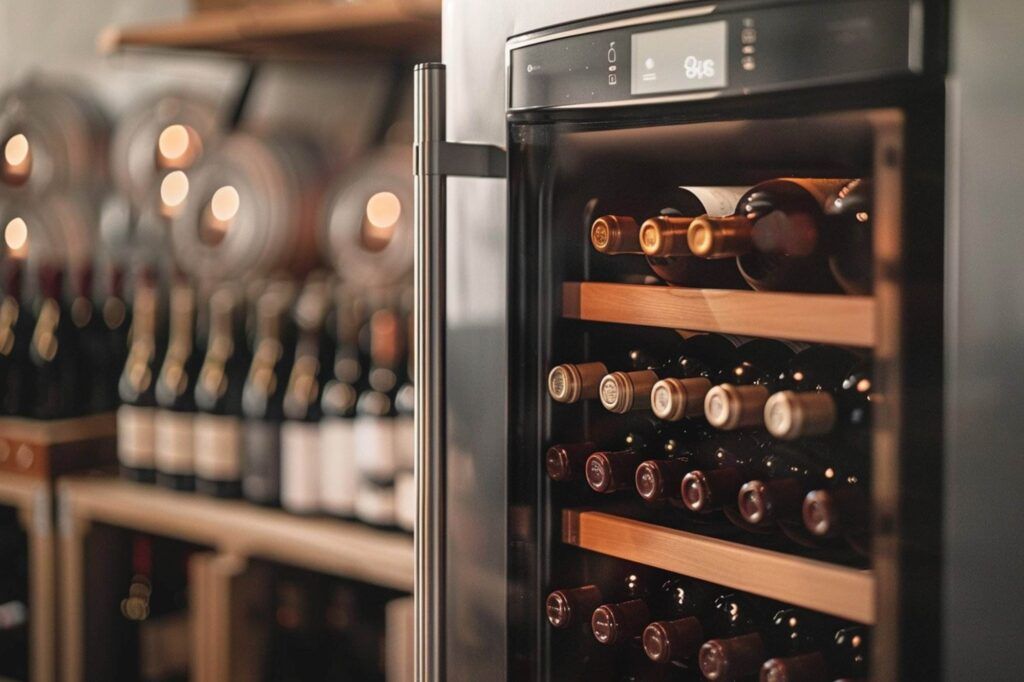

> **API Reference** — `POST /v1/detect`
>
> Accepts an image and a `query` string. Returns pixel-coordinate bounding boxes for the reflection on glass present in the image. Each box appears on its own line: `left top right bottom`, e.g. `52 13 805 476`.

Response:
361 191 401 252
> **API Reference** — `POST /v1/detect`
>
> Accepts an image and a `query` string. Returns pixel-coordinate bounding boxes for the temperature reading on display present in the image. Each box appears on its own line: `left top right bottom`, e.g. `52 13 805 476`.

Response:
631 20 728 95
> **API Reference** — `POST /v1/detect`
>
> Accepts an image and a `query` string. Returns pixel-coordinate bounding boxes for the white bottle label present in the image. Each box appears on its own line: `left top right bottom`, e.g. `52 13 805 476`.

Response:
393 415 414 471
319 418 359 516
355 482 396 527
354 416 397 482
154 410 195 475
681 186 750 217
280 421 320 514
118 405 156 469
395 470 415 533
194 414 242 482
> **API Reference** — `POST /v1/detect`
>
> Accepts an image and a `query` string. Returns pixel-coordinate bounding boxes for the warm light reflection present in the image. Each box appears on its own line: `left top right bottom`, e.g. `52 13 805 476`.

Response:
4 217 28 256
4 134 29 167
365 191 402 230
160 171 190 211
210 185 240 223
158 125 191 161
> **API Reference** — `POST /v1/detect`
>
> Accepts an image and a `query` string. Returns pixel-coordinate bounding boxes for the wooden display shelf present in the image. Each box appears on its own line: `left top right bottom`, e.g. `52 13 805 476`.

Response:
563 510 876 624
98 0 441 58
0 473 56 682
57 475 413 590
562 282 876 348
0 414 116 478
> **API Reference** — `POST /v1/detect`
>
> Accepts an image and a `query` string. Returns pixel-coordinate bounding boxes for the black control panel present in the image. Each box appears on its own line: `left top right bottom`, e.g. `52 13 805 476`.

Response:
508 0 921 111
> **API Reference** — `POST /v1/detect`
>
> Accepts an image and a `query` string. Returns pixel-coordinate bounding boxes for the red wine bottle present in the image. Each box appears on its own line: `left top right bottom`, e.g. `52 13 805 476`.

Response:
0 259 34 417
117 274 163 483
29 265 80 420
824 179 874 295
680 431 773 513
687 179 851 293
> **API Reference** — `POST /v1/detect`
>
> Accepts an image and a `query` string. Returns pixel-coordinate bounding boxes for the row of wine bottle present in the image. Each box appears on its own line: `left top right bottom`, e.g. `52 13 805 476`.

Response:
549 335 871 443
546 563 869 681
591 178 872 294
116 272 414 532
0 258 129 419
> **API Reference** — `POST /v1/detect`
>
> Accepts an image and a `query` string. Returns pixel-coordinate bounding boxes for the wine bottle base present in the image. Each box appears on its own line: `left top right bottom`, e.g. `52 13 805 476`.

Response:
156 472 195 492
195 478 242 499
119 465 156 484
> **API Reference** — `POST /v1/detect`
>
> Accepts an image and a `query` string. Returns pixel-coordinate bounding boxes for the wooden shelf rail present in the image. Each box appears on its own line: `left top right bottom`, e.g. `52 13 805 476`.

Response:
58 476 413 591
563 510 876 624
99 0 441 58
563 282 876 348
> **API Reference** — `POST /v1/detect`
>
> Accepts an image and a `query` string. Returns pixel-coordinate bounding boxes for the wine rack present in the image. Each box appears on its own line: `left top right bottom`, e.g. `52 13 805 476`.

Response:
0 414 116 478
0 473 55 682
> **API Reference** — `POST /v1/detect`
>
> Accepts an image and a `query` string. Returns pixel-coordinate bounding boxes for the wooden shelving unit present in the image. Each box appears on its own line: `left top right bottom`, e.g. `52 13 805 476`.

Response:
98 0 441 58
563 282 876 348
563 510 875 625
57 475 413 682
0 473 55 682
0 414 116 478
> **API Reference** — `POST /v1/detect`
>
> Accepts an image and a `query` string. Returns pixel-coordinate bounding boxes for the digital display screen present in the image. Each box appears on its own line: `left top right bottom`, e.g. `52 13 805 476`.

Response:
631 21 728 95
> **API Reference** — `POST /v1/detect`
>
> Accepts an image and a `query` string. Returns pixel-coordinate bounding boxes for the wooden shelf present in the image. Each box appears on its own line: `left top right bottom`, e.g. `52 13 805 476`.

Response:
563 282 876 348
58 475 413 591
98 0 441 58
563 510 875 624
0 473 55 682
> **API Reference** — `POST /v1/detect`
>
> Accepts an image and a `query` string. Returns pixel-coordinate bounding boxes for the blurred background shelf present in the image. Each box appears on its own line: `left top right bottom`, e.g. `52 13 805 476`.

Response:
562 281 877 347
563 510 876 624
58 475 413 590
98 0 442 58
0 473 55 682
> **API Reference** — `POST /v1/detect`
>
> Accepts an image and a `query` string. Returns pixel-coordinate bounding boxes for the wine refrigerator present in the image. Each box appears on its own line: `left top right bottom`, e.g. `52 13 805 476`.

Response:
415 0 1024 680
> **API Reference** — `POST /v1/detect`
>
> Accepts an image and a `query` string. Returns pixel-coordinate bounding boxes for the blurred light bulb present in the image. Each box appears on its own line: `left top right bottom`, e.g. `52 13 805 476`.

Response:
210 185 240 223
158 124 191 161
4 134 29 167
4 217 28 254
160 171 190 209
365 191 401 230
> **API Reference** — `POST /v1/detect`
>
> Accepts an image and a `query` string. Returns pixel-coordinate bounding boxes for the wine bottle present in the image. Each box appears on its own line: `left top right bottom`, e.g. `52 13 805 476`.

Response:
241 282 296 507
0 259 34 417
633 421 713 502
69 265 108 414
680 432 773 513
30 264 80 419
737 442 866 528
602 333 740 416
280 277 331 514
687 179 852 293
393 292 415 526
548 349 655 405
101 264 131 408
154 280 203 491
697 593 774 680
824 179 874 295
802 485 869 543
640 578 719 664
590 187 751 288
117 274 163 483
760 624 870 682
353 305 404 527
703 339 804 431
764 359 871 448
194 286 249 498
583 418 689 494
319 291 365 518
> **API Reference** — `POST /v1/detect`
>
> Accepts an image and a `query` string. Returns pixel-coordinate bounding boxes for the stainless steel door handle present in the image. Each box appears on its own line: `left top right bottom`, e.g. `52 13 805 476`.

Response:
413 62 506 682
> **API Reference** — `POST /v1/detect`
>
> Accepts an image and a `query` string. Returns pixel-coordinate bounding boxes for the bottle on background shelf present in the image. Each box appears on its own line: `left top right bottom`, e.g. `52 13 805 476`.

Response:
280 276 332 514
0 258 35 417
241 282 297 507
69 265 111 414
100 264 131 408
590 186 751 289
353 301 405 528
393 294 415 533
194 286 250 498
319 288 366 518
117 273 164 483
154 279 203 491
29 264 79 420
686 178 854 293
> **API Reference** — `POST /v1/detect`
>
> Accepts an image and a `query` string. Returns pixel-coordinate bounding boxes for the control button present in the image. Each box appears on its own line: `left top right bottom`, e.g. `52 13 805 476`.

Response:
608 73 618 85
742 45 756 55
741 27 757 44
607 47 617 63
742 56 756 71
